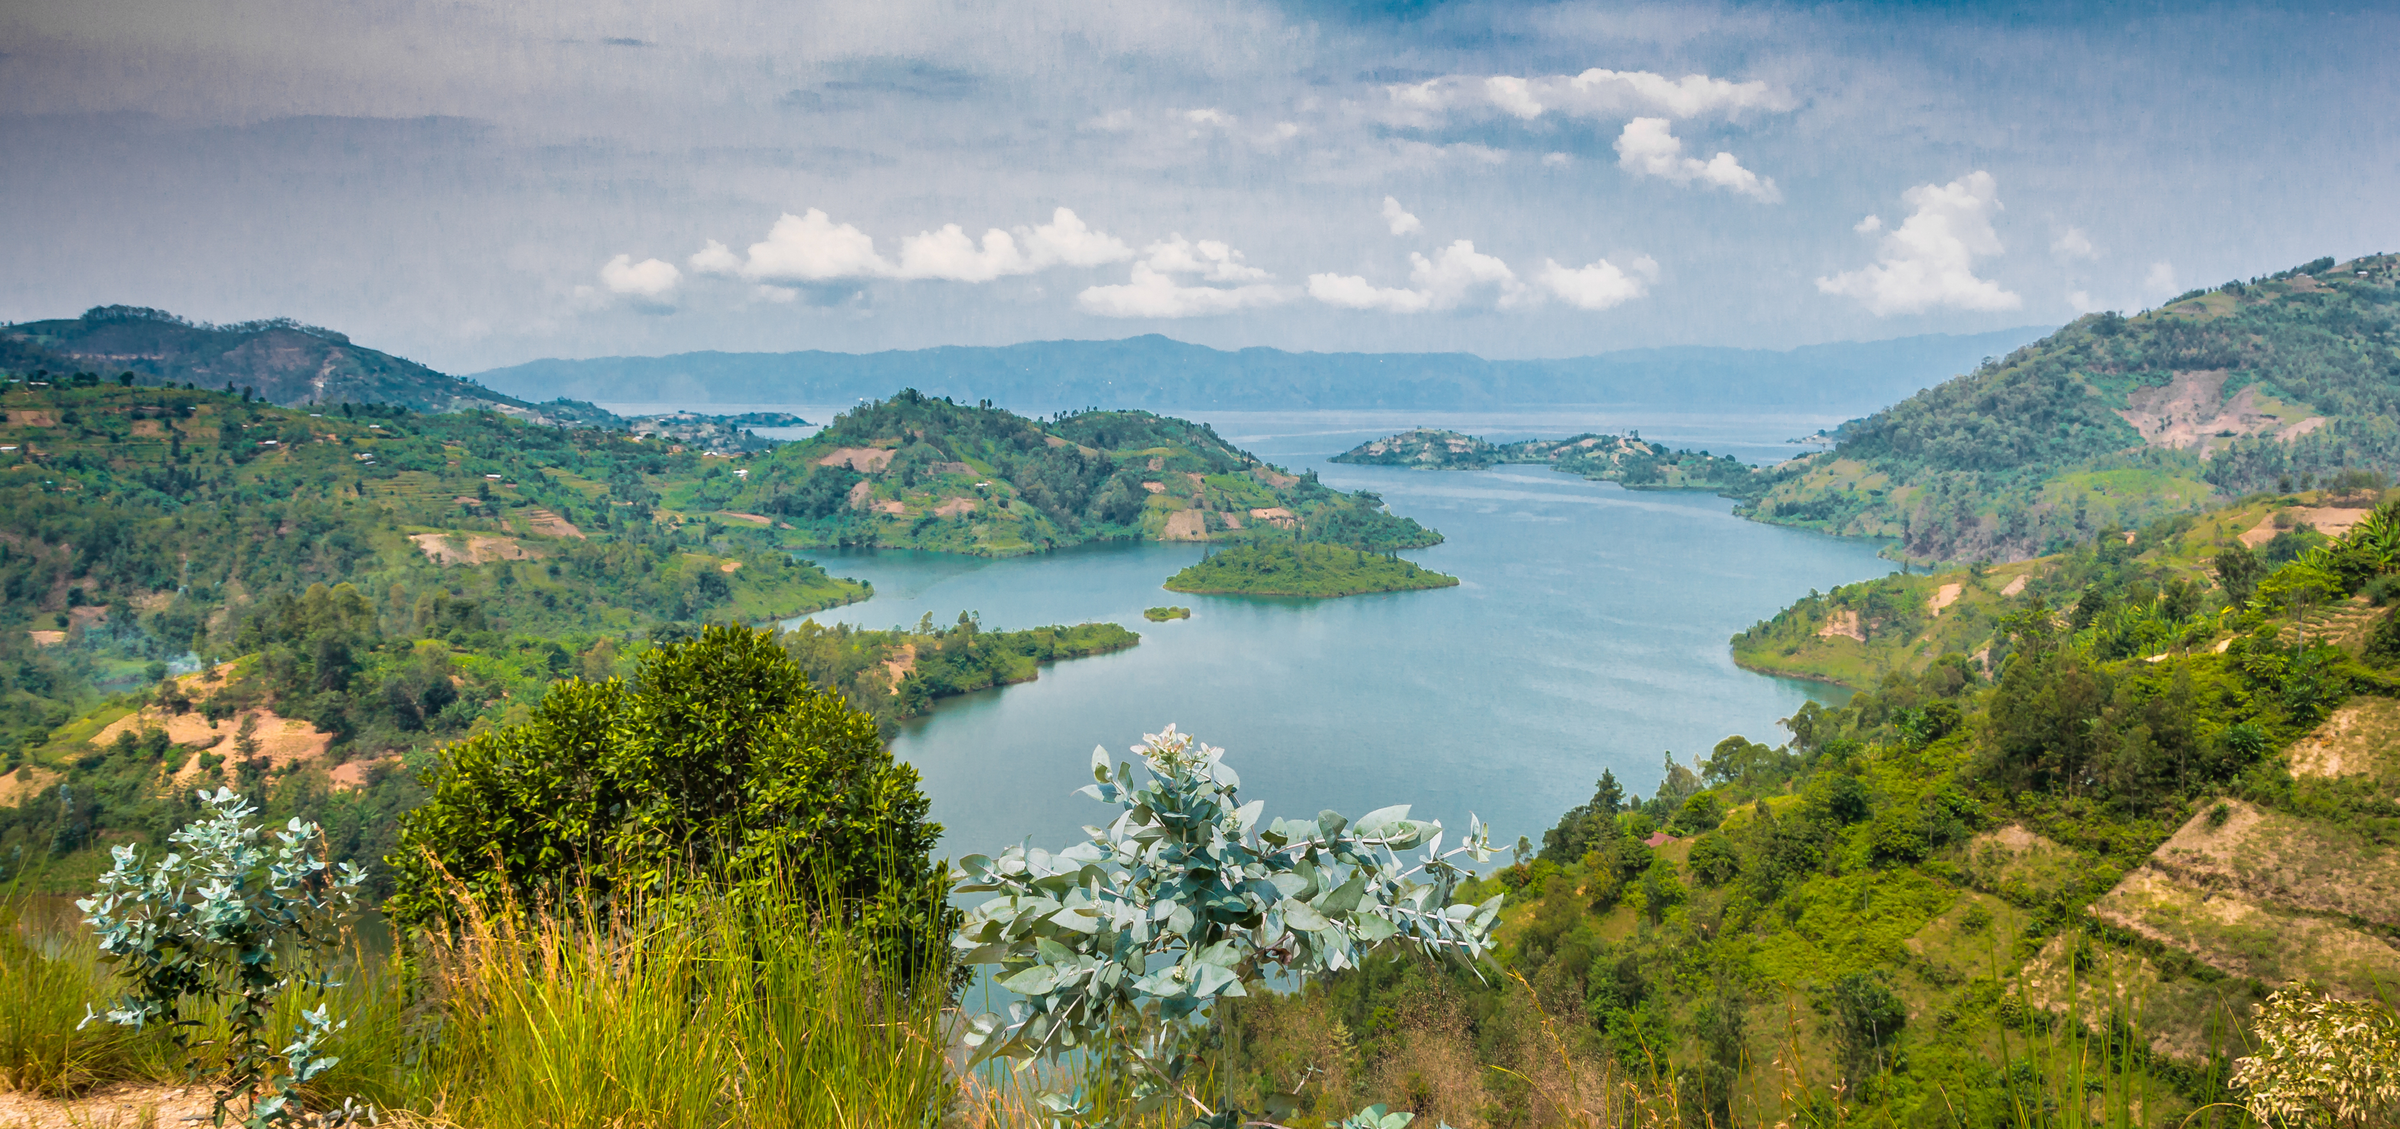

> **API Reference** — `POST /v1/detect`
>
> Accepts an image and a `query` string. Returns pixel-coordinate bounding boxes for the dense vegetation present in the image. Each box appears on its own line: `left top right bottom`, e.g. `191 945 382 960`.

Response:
718 390 1441 557
1748 253 2400 562
1163 541 1460 597
1184 493 2400 1126
0 378 1126 896
1333 428 1759 490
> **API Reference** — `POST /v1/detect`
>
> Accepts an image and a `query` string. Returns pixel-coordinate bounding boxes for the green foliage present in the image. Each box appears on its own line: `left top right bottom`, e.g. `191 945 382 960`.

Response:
1143 605 1191 622
1164 541 1459 597
1332 428 1761 494
779 615 1139 733
951 725 1499 1126
1750 253 2400 561
78 789 364 1125
385 626 944 951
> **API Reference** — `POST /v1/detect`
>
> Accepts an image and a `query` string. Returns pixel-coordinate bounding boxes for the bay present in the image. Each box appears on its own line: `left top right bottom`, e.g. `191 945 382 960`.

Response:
780 407 1895 862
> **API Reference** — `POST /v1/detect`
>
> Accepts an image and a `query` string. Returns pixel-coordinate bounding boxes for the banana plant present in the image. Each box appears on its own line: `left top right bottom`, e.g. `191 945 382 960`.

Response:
951 725 1499 1126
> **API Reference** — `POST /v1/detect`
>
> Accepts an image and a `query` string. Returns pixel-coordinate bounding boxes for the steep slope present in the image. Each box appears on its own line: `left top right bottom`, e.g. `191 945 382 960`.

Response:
716 390 1439 556
5 305 555 418
1748 253 2400 562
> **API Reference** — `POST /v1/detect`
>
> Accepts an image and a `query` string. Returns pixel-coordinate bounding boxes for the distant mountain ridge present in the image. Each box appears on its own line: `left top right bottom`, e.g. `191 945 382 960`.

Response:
3 305 556 419
468 328 2055 415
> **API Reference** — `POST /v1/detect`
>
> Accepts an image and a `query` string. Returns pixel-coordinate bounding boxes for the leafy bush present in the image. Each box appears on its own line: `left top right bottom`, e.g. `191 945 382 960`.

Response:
385 625 945 949
78 789 364 1125
951 724 1499 1126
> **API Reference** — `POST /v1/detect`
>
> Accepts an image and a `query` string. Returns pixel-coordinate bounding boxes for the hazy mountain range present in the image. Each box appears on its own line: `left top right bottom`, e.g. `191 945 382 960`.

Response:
468 329 2056 416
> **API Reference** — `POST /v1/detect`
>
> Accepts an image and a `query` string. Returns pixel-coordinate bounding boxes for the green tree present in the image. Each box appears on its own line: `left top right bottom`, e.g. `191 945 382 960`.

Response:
385 626 944 942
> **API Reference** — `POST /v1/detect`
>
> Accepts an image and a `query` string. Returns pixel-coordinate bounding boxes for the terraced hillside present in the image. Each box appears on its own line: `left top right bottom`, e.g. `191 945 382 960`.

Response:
1746 252 2400 563
718 390 1440 556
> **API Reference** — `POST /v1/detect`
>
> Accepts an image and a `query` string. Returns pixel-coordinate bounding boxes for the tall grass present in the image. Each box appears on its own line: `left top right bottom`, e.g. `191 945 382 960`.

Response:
0 894 177 1096
314 867 955 1128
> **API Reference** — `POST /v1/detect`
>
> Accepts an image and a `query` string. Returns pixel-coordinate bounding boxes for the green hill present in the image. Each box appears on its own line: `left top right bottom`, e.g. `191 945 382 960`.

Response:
716 390 1440 557
3 305 552 417
1162 542 1459 597
1745 253 2400 563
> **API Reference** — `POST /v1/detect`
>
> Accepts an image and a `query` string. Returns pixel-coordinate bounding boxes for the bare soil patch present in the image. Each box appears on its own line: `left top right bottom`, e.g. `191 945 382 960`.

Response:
2090 866 2400 993
933 497 978 517
1999 574 2029 597
0 765 61 806
92 702 336 785
816 446 895 473
410 532 537 565
714 511 771 526
1815 609 1864 642
521 508 585 538
25 630 64 646
1161 510 1209 541
846 481 874 510
0 1083 216 1128
2116 370 2327 455
882 643 916 693
2288 696 2400 778
2147 799 2400 925
1247 507 1297 528
1926 582 1962 616
2239 506 2371 547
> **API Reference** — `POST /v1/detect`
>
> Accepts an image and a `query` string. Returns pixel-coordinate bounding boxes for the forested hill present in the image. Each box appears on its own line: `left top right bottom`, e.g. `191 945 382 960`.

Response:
1745 252 2400 563
3 305 555 419
469 328 2051 415
715 390 1438 556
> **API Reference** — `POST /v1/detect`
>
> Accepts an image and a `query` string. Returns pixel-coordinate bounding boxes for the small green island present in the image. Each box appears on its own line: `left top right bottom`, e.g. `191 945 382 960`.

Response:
1162 542 1459 597
1143 605 1192 621
1331 427 1755 490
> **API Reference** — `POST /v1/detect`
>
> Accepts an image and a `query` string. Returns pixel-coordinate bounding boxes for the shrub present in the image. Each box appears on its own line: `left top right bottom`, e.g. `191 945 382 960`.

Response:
78 789 364 1125
951 724 1499 1125
2232 986 2400 1128
386 626 945 949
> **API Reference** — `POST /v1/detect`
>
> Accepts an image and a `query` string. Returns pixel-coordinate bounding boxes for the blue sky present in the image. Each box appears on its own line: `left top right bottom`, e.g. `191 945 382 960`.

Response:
0 0 2392 373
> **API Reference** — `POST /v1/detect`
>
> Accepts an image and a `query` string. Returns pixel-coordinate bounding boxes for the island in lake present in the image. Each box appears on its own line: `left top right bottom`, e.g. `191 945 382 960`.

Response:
1163 542 1459 597
1331 427 1755 490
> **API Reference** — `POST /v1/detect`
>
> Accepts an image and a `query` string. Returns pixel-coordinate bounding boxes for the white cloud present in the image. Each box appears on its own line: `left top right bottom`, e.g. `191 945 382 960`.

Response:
1854 215 1883 234
1815 171 2023 315
1184 108 1231 126
598 254 679 298
1538 254 1658 311
2144 261 2180 296
1309 240 1527 313
1484 75 1545 120
2066 289 2100 313
1139 234 1269 282
1381 196 1423 236
1613 118 1779 202
1542 152 1572 167
1384 69 1791 127
2052 227 2098 262
690 207 1129 285
694 208 892 282
1083 109 1137 132
1077 264 1287 318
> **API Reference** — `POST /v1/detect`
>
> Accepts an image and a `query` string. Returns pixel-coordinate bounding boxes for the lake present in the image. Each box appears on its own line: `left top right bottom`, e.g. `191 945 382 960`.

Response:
761 407 1895 862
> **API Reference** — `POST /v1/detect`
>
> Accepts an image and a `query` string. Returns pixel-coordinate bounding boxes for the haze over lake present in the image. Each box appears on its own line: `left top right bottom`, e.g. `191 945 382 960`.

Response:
733 407 1899 857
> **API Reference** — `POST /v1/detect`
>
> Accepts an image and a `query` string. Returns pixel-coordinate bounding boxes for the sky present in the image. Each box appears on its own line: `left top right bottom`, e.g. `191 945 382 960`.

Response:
1 0 2394 375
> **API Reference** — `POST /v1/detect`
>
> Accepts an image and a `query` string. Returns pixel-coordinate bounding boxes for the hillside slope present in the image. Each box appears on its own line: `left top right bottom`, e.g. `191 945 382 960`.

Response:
1232 497 2400 1124
1747 253 2400 562
713 390 1438 556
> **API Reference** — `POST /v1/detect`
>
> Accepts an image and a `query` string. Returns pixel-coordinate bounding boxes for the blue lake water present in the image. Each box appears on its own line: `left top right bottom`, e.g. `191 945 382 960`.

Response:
775 408 1894 862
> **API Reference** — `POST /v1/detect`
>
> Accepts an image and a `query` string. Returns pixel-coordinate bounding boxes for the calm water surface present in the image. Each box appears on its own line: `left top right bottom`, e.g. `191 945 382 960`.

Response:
772 408 1893 859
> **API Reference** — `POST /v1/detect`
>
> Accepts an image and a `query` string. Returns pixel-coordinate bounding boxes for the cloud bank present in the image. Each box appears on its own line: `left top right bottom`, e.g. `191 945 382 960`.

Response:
688 207 1132 285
